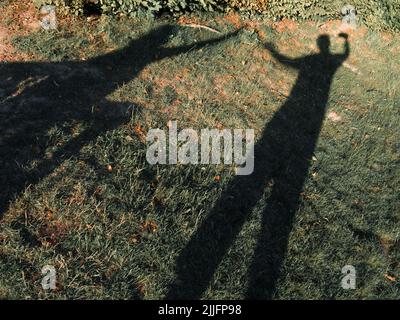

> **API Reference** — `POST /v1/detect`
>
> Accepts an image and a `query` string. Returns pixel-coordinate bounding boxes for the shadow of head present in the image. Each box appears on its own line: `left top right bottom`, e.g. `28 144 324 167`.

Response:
129 24 177 49
317 34 330 54
317 33 348 55
104 24 177 63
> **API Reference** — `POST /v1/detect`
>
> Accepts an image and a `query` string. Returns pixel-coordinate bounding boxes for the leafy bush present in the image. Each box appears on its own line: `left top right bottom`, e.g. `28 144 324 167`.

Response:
32 0 400 31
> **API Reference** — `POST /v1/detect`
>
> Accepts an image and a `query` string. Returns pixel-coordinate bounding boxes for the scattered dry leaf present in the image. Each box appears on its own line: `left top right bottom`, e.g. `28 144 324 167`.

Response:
311 171 318 178
142 221 158 233
125 135 134 142
130 235 140 244
137 282 146 295
152 196 163 207
384 274 396 282
134 123 146 142
327 111 342 122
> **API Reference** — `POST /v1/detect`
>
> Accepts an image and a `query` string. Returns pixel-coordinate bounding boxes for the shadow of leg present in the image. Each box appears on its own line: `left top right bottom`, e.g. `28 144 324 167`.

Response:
165 136 276 299
245 164 308 299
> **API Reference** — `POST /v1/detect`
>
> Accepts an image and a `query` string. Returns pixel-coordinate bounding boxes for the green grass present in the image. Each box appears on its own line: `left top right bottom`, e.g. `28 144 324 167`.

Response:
0 13 399 299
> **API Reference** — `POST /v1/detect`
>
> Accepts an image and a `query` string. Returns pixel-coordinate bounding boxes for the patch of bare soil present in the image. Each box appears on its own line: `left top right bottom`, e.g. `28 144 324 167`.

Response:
0 25 15 61
0 0 41 62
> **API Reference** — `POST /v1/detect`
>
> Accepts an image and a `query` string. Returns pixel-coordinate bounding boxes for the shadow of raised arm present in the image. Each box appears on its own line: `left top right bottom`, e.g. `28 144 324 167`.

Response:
160 28 242 60
337 33 350 61
264 42 301 69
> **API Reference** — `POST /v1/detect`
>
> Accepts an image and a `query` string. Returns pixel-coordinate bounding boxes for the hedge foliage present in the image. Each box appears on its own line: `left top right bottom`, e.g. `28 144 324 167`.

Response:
33 0 400 31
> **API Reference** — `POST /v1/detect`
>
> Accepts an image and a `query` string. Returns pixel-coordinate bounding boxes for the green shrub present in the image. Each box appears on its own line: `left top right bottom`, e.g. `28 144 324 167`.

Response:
32 0 225 16
32 0 400 31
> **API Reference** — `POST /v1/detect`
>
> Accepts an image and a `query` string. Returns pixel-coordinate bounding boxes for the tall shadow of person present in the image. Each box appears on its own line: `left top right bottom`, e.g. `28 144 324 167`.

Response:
0 25 239 219
166 33 350 299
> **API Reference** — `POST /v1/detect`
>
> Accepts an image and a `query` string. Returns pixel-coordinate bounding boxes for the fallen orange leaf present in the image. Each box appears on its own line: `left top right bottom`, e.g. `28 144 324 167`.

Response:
134 123 146 142
142 221 158 233
384 274 396 282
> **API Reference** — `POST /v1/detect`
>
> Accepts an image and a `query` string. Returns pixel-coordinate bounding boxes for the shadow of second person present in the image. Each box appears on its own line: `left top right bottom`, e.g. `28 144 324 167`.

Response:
0 24 240 218
166 33 350 299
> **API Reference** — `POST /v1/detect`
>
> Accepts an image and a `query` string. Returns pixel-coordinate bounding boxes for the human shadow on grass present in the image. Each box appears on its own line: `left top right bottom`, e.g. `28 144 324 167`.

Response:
166 33 350 299
0 25 240 220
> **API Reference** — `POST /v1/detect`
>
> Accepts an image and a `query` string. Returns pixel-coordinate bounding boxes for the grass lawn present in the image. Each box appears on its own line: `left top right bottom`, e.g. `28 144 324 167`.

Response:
0 3 399 299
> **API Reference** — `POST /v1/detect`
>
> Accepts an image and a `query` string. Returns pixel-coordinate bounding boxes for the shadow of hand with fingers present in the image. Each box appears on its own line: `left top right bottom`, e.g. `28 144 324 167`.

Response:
0 24 240 219
166 33 350 299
